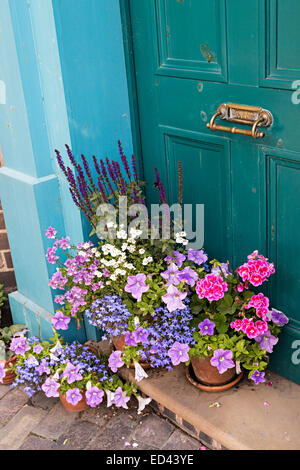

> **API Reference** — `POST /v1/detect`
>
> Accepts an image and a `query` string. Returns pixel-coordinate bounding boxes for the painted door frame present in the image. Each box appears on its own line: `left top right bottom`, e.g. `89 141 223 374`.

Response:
119 0 145 181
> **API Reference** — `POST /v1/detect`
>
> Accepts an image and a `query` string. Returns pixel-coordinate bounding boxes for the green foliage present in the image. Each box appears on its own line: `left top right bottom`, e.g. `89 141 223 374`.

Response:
0 324 26 360
0 324 26 346
0 284 6 309
190 329 269 377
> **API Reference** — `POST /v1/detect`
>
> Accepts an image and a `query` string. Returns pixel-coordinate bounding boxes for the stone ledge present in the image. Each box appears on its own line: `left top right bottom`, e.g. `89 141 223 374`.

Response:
97 340 300 450
118 362 300 450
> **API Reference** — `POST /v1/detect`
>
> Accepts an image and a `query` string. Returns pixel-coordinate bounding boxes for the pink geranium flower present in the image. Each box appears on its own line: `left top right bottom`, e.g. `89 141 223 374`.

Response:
196 274 228 302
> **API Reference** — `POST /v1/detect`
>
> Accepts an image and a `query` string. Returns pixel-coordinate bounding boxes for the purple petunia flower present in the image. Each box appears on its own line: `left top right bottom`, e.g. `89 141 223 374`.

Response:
210 349 235 374
113 387 130 409
211 263 231 278
63 362 83 384
0 363 6 383
10 336 30 356
178 266 199 287
167 342 190 366
124 273 149 301
108 350 124 373
187 249 208 266
36 359 50 376
255 331 278 353
251 370 265 385
198 318 215 336
124 331 138 347
42 378 60 398
33 344 43 354
134 327 149 345
85 386 104 408
65 388 82 406
173 251 186 268
270 309 289 327
45 226 57 239
162 285 187 312
165 251 186 268
161 263 182 286
51 311 71 331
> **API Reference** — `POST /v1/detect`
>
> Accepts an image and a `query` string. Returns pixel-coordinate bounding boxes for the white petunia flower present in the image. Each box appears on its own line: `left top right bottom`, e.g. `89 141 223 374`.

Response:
106 390 115 407
136 395 152 414
52 368 61 380
139 249 145 255
134 361 148 382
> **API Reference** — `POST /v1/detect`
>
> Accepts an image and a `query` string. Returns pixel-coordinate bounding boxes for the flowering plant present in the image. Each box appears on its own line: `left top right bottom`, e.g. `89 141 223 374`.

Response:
169 251 289 384
0 324 26 362
10 332 151 412
45 143 216 380
46 226 210 380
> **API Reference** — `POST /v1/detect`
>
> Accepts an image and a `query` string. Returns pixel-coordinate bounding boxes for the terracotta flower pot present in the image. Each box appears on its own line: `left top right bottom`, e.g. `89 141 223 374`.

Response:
59 391 89 412
191 356 236 386
112 335 151 370
0 355 17 385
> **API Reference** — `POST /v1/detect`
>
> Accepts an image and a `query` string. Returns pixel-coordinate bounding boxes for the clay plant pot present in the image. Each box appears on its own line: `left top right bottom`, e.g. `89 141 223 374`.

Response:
191 356 237 386
112 335 151 370
59 391 89 412
0 355 17 385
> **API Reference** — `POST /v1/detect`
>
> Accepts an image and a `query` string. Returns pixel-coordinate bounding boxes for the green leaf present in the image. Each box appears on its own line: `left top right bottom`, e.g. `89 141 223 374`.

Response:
0 340 6 360
213 313 228 334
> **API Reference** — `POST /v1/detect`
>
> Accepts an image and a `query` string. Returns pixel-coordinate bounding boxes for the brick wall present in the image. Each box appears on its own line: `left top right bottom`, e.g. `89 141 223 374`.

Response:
0 146 16 294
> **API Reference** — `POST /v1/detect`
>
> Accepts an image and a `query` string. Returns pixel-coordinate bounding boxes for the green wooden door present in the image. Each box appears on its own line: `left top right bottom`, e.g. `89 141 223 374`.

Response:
127 0 300 384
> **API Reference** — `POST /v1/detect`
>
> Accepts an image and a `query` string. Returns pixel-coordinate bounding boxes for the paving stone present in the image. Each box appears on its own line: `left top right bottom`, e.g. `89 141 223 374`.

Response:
86 413 139 450
79 405 109 428
162 430 201 450
0 384 10 400
18 434 55 450
30 391 59 410
33 401 79 440
52 421 100 450
130 414 174 449
124 441 159 450
0 405 47 449
0 387 29 425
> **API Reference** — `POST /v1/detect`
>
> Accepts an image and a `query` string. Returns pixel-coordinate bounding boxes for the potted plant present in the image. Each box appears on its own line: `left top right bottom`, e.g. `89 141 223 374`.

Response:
167 252 289 391
11 333 150 413
46 145 208 381
0 324 26 385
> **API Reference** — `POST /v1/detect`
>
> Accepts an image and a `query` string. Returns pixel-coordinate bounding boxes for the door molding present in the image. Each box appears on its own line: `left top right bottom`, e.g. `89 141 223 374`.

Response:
119 0 145 180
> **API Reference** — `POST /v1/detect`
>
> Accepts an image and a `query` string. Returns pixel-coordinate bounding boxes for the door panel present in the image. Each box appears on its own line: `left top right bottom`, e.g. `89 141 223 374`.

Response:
260 0 300 88
128 0 300 383
154 0 228 81
161 127 232 261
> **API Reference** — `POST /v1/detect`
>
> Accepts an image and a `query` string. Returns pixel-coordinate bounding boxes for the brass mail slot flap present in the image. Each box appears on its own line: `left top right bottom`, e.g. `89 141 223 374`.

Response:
217 103 273 127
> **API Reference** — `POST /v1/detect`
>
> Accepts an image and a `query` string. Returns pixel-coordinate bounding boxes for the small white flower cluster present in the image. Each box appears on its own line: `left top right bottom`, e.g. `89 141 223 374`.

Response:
95 225 154 286
142 256 153 266
175 231 188 245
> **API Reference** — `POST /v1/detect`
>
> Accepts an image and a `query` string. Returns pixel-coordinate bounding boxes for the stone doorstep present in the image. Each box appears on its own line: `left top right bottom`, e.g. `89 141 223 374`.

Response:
97 340 300 450
117 364 300 451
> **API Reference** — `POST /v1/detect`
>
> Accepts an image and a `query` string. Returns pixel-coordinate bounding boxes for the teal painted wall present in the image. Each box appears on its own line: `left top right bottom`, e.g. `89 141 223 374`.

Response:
52 0 134 239
0 0 133 341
